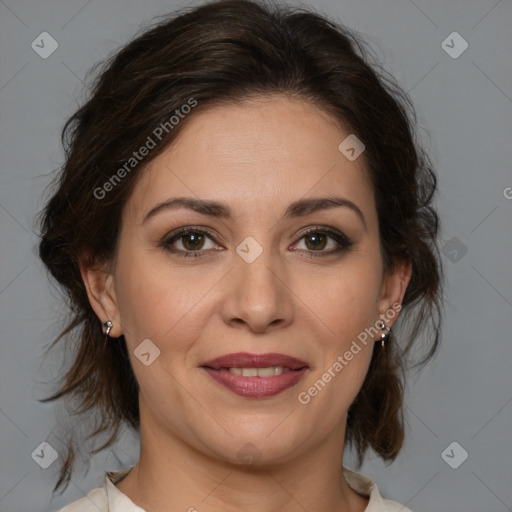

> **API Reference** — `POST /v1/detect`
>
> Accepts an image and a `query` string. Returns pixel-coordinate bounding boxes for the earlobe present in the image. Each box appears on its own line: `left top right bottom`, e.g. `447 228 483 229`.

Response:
79 260 122 337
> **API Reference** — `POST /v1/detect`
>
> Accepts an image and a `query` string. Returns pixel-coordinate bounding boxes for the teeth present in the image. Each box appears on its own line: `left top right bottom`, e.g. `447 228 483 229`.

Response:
228 366 289 377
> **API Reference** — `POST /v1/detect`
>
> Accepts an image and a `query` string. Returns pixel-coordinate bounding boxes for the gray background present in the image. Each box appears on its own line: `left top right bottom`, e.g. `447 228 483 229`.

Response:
1 0 511 511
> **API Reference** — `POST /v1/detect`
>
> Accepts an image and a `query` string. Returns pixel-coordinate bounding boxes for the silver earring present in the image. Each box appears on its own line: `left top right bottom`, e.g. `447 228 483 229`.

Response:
103 320 113 337
377 320 391 348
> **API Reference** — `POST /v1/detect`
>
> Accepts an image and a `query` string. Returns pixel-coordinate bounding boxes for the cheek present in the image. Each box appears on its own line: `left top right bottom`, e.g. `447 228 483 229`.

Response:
298 347 373 434
299 257 383 344
113 245 218 352
296 275 378 426
293 253 382 410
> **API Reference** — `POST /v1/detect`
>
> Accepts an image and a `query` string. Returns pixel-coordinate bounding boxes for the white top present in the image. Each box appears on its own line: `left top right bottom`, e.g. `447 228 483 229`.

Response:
54 466 413 512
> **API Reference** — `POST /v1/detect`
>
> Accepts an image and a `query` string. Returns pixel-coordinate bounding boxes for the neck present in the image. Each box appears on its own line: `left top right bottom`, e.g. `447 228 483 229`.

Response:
115 405 368 512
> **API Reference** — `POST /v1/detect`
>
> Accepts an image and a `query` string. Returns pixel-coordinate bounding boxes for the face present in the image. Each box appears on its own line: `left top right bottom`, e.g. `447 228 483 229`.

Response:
84 95 410 466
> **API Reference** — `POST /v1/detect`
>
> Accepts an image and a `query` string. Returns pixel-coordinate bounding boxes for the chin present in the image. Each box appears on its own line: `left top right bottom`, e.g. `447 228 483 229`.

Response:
198 425 308 468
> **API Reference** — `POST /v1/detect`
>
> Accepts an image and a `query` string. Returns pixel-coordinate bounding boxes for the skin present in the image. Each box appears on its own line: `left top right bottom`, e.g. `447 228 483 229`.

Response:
81 94 412 512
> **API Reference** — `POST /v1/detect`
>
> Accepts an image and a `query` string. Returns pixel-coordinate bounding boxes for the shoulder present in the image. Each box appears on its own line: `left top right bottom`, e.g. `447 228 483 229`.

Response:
52 486 108 512
343 467 414 512
52 466 137 512
381 497 414 511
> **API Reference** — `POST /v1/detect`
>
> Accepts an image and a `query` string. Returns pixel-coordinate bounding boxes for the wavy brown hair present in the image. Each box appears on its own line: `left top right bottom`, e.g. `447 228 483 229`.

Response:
37 0 443 493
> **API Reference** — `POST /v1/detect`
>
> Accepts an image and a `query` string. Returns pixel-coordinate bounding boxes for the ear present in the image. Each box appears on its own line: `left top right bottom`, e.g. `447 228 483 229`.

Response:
377 258 412 328
79 259 123 337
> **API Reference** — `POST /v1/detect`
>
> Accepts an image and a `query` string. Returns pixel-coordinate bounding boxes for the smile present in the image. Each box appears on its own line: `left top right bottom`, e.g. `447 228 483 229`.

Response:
203 367 308 398
228 366 290 376
200 352 309 398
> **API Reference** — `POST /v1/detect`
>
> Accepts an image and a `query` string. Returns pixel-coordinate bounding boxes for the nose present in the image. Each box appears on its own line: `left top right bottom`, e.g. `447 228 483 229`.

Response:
220 244 294 334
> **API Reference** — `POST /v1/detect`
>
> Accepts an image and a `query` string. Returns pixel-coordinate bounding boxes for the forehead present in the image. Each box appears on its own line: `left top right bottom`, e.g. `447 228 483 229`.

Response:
124 95 376 224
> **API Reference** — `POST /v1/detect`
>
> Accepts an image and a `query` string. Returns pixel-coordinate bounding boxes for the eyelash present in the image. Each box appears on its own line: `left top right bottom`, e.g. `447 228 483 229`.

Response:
160 226 354 259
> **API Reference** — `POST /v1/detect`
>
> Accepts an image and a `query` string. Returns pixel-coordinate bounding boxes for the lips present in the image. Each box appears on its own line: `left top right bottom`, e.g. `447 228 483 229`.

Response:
201 352 308 370
200 352 309 398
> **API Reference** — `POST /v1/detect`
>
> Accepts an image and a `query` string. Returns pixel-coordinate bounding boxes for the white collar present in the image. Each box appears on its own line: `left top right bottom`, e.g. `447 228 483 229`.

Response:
104 465 388 512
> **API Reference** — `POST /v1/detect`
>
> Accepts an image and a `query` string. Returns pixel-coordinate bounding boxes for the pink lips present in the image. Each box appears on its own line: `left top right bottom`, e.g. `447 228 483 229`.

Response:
201 352 309 398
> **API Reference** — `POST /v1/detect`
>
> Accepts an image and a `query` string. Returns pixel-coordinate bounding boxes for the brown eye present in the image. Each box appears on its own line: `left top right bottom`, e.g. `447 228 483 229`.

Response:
161 226 353 259
293 228 353 256
303 232 328 251
162 228 219 258
180 232 206 251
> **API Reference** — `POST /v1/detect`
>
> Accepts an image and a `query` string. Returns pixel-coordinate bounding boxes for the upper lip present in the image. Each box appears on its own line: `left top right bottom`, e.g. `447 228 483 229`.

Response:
201 352 309 370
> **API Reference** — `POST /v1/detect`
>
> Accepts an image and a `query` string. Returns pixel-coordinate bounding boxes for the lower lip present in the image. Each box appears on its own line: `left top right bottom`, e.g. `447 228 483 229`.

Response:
202 367 308 398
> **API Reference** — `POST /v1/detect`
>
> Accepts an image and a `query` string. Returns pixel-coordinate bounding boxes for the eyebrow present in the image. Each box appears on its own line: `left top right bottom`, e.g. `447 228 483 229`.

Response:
142 195 367 230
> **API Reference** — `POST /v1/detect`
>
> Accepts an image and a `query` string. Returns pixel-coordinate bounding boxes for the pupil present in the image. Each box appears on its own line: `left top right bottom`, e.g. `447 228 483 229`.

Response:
306 233 326 250
184 233 203 250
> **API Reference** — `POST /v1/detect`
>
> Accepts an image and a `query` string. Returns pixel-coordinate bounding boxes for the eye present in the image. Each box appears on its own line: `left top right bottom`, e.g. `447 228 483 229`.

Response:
291 227 353 257
161 227 219 258
160 226 353 259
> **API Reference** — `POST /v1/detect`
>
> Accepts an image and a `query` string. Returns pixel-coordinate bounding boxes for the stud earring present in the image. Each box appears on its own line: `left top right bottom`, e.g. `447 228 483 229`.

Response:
103 320 113 338
376 319 391 348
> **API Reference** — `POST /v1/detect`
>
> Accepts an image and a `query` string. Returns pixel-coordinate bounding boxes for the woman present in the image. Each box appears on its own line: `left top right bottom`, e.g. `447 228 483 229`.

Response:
38 0 443 510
